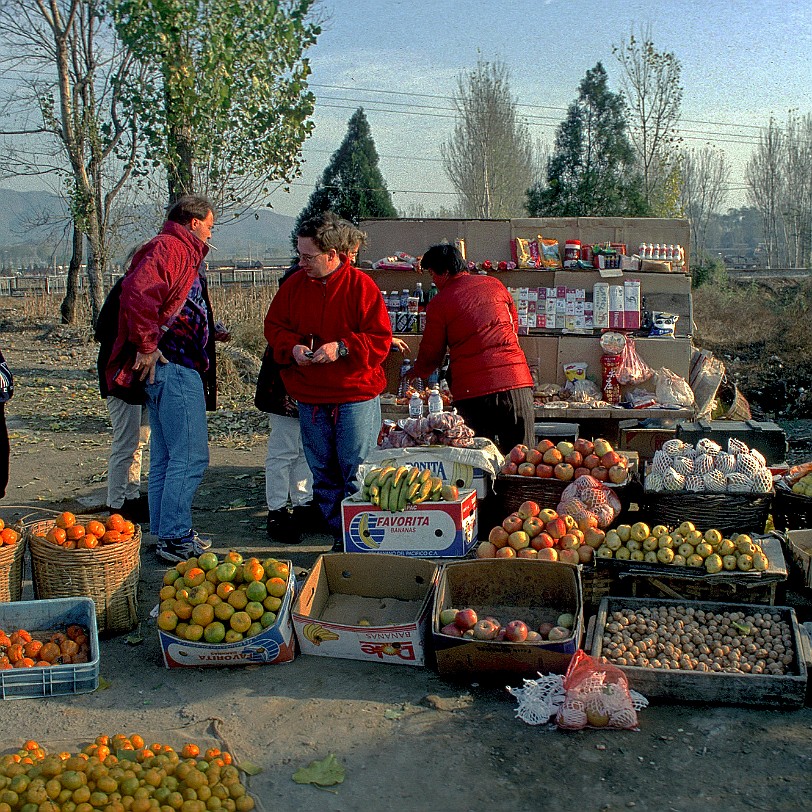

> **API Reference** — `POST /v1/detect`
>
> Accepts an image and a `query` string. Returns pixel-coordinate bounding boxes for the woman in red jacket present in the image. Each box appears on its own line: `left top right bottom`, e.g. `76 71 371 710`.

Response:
413 244 535 453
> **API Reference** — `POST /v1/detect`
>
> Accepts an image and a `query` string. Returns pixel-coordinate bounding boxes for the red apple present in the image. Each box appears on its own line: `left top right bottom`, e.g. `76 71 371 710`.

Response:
500 461 518 476
558 532 580 551
517 548 538 559
577 514 599 533
502 513 524 534
608 464 628 484
536 438 555 453
555 441 575 457
441 623 463 637
526 630 543 643
472 619 500 640
525 447 543 466
584 527 606 549
538 621 554 639
517 462 537 477
574 467 591 480
508 530 530 551
488 526 509 548
539 508 558 523
509 444 529 464
454 608 478 631
530 531 555 550
558 548 580 564
476 541 497 559
577 545 595 563
591 466 609 482
537 548 558 561
554 462 575 481
542 447 563 465
574 438 594 457
495 546 516 559
535 463 554 479
583 454 600 470
546 517 567 539
563 450 583 468
517 500 540 519
600 450 622 469
522 517 544 538
505 620 529 643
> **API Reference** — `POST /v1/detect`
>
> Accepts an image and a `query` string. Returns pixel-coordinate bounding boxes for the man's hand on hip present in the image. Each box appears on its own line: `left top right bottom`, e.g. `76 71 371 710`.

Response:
134 349 167 383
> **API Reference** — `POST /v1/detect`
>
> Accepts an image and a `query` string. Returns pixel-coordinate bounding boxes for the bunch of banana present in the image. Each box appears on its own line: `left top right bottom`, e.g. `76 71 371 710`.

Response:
302 622 340 646
361 465 447 511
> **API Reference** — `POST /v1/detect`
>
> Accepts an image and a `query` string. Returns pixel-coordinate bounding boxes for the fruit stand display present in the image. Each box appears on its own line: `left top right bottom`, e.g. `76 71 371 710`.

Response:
0 518 24 603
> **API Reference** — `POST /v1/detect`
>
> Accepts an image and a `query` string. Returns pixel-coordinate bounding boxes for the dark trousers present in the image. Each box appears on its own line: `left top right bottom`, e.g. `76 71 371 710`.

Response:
453 386 535 454
0 404 8 498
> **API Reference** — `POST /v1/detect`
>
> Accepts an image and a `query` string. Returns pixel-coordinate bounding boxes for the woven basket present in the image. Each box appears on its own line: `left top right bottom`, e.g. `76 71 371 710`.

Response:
772 484 812 531
581 566 615 613
0 537 26 602
27 519 141 634
641 491 773 536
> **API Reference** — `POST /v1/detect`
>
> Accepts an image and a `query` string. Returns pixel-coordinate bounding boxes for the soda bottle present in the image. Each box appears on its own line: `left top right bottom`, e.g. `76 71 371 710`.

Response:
414 281 425 310
409 392 424 418
426 282 438 303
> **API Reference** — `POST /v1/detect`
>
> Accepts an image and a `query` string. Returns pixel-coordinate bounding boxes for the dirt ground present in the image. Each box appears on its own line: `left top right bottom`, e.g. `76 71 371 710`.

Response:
1 318 812 812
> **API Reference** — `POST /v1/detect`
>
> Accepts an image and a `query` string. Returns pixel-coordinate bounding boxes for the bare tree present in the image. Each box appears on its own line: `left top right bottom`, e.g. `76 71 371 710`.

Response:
679 147 730 259
614 27 683 214
0 0 143 323
780 113 812 268
441 61 536 218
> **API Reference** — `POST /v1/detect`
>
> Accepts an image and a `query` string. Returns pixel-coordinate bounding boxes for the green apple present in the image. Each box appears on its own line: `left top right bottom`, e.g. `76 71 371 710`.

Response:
656 547 675 564
616 524 632 543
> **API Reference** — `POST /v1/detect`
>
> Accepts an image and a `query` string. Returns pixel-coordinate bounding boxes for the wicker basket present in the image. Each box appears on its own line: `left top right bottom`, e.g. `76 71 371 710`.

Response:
0 538 26 602
27 519 141 634
581 566 615 613
772 484 812 531
493 475 567 515
641 491 773 536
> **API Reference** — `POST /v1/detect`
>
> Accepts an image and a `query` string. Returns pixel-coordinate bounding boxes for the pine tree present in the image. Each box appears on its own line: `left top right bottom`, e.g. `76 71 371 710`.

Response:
294 108 396 242
527 63 647 217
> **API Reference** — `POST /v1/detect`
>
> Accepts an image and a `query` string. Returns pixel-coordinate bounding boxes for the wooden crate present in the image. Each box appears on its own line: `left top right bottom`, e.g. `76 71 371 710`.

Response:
590 596 809 707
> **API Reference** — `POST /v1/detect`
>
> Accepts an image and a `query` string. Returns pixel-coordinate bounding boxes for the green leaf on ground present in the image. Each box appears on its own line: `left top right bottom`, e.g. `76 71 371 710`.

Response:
239 760 262 776
292 753 344 786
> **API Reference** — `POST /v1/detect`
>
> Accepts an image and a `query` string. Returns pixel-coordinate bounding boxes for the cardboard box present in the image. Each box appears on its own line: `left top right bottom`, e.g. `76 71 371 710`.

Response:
432 559 583 680
786 530 812 589
342 489 477 557
620 426 677 461
158 563 296 668
292 553 439 667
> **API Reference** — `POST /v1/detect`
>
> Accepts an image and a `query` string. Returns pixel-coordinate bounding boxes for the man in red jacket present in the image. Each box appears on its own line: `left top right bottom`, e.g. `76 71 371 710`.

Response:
413 243 535 453
264 213 392 550
107 195 219 563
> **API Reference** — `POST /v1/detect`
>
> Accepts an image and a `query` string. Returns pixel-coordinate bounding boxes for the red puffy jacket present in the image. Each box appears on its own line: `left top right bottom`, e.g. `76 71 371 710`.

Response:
414 273 533 400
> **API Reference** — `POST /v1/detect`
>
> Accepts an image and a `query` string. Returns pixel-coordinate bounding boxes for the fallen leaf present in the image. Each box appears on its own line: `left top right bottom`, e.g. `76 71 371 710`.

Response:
239 760 262 776
292 754 344 787
383 708 403 720
98 676 111 690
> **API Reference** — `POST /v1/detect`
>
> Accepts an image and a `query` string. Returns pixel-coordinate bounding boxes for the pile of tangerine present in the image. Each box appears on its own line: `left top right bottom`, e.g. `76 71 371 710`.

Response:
0 518 20 546
0 624 90 669
34 512 136 550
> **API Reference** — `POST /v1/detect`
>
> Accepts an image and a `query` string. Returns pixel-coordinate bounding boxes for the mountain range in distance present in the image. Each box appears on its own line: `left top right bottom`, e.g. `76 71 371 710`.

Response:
0 187 298 263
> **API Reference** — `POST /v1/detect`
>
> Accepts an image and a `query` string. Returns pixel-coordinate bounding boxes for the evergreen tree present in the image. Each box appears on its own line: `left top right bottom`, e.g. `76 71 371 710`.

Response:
294 108 396 243
527 63 647 217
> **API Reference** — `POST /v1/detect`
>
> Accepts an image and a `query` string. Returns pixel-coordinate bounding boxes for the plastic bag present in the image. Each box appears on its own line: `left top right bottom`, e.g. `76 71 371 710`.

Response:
616 335 653 386
655 367 694 408
556 649 640 731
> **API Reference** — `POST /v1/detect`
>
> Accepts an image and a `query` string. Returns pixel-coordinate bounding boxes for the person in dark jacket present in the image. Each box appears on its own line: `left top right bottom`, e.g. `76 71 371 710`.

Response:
412 243 535 454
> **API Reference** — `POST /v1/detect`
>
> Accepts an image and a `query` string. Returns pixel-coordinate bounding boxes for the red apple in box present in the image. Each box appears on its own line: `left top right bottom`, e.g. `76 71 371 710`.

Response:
574 467 591 480
554 462 575 481
505 620 529 643
441 623 463 637
476 541 497 558
500 461 518 475
454 608 478 631
583 454 600 470
488 526 509 548
546 517 567 539
577 545 594 564
536 438 555 453
608 464 628 485
517 548 538 559
522 517 544 538
538 508 558 523
574 438 594 457
517 500 540 519
591 466 609 482
558 548 580 565
537 548 558 562
509 444 528 464
600 450 622 469
535 463 554 479
563 450 583 468
593 438 614 458
472 618 500 640
577 514 599 533
558 532 580 551
584 527 606 549
517 462 537 477
542 447 563 465
531 532 555 550
502 513 524 533
495 546 516 558
538 621 555 639
525 447 543 466
508 530 530 551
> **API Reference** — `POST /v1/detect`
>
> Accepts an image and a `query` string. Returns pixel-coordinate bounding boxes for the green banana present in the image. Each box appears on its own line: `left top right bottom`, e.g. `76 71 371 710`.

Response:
361 483 370 501
405 466 420 487
364 467 383 487
392 466 409 490
411 479 433 505
396 478 410 511
406 480 421 502
376 466 397 487
387 477 404 512
379 477 393 512
369 483 380 506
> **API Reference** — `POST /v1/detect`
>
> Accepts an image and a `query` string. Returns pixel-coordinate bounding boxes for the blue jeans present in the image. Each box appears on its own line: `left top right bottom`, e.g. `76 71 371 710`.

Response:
145 362 209 540
298 397 381 537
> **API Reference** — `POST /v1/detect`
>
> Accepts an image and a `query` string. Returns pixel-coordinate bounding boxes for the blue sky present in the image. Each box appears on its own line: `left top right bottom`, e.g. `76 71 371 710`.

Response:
267 0 812 217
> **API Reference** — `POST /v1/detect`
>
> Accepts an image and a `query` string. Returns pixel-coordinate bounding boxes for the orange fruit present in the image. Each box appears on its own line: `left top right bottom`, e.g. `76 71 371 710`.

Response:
55 511 76 529
190 604 214 627
10 629 32 644
265 577 287 598
86 520 106 539
77 536 98 550
183 568 206 588
0 527 19 545
106 514 126 532
13 657 35 668
101 530 122 545
180 744 200 759
24 640 43 659
121 520 135 537
0 518 4 532
63 540 77 550
39 642 60 663
46 527 66 546
66 524 86 541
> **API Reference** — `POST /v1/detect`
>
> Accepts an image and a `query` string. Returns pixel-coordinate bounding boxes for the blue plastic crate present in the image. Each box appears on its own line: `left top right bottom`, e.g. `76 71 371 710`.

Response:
0 597 99 699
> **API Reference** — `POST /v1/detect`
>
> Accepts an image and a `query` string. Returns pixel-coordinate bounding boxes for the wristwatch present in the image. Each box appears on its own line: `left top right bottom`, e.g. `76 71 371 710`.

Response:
337 340 348 358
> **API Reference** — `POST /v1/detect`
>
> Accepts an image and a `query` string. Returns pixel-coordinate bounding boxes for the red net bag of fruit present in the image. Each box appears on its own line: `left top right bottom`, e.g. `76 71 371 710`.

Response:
556 649 640 731
558 476 621 528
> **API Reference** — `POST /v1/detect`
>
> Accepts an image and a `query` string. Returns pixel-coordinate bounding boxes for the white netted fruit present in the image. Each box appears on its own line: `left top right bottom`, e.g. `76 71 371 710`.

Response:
673 455 695 476
651 451 672 476
693 453 715 476
662 438 687 457
713 452 736 474
735 452 761 478
685 474 705 492
696 438 722 455
751 448 767 467
726 472 752 493
751 468 774 493
663 467 686 491
645 472 664 492
703 470 727 492
728 437 749 456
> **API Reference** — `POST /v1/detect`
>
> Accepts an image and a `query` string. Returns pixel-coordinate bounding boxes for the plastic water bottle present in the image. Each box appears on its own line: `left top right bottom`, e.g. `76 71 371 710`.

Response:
398 358 412 398
409 392 424 418
414 281 425 310
427 387 443 415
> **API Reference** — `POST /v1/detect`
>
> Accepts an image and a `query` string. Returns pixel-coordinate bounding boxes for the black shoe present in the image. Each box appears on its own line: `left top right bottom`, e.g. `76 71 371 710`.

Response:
291 503 323 533
121 495 150 525
267 508 301 543
330 537 344 553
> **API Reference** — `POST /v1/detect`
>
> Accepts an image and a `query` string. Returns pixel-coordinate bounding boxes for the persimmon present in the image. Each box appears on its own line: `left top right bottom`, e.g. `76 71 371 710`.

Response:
86 520 106 538
78 535 99 550
39 642 60 663
55 511 76 529
0 527 18 545
60 639 79 658
66 524 86 541
121 520 136 537
63 540 77 550
45 527 66 546
24 640 43 659
10 629 32 644
106 513 126 533
13 657 35 668
101 530 122 545
0 631 11 647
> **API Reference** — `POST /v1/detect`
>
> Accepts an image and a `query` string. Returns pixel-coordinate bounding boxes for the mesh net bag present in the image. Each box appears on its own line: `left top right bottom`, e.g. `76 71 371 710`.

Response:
714 451 736 475
644 472 664 493
662 468 686 491
735 452 761 478
558 477 622 528
728 437 750 456
662 438 687 457
693 453 715 476
684 474 705 492
703 470 727 492
651 450 672 477
696 438 722 456
751 468 774 493
726 472 752 493
751 448 767 467
673 456 694 477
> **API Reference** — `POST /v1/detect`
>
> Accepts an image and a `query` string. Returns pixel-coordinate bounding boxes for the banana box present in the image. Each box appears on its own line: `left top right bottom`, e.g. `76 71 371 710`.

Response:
342 489 478 557
158 561 296 669
292 554 439 667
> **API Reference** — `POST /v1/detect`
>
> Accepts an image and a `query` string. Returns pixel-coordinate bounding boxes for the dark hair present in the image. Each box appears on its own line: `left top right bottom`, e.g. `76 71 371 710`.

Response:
167 195 215 226
297 212 368 254
420 244 466 276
